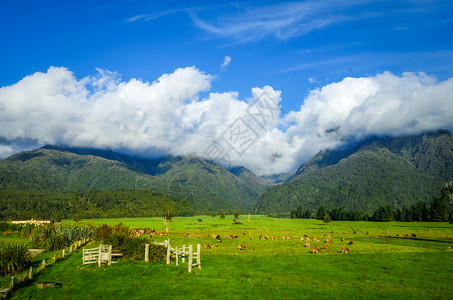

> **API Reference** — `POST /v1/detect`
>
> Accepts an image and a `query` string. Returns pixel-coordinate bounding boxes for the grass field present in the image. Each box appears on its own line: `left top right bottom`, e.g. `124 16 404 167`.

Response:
3 216 453 299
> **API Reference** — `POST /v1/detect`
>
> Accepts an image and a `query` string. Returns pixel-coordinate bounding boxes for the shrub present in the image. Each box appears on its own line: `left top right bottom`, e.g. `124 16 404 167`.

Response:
95 224 113 241
0 242 32 275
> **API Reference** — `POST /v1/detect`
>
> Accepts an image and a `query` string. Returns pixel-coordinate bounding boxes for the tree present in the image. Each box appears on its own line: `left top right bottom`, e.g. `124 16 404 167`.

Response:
316 206 326 220
371 204 395 222
431 183 451 222
164 205 173 233
296 205 303 219
323 213 332 224
220 211 225 220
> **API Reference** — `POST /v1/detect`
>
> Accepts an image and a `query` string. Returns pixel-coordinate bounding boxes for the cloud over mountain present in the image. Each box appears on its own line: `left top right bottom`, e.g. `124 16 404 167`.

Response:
0 67 452 175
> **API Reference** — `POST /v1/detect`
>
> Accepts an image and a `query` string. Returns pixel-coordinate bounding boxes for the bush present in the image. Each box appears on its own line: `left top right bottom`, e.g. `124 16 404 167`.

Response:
103 234 165 262
30 224 94 251
0 242 32 275
95 224 113 241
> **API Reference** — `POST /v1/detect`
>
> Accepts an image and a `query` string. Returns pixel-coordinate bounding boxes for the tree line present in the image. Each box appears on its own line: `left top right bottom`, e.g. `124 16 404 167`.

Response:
0 189 194 221
291 182 453 223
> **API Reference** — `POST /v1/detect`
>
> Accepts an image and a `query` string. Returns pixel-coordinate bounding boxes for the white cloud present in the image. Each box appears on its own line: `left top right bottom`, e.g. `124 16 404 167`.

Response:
0 67 452 175
220 56 231 70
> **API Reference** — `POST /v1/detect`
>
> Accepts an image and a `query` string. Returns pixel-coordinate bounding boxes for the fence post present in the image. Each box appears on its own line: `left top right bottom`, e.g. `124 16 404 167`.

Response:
98 244 102 267
108 245 112 266
42 260 46 269
182 245 186 263
166 242 171 265
175 247 179 266
10 277 14 289
29 266 33 280
145 244 149 262
196 244 201 270
62 249 65 258
188 244 193 273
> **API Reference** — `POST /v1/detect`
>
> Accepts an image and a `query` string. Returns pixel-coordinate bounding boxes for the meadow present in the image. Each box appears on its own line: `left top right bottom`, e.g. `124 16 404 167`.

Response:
2 215 453 299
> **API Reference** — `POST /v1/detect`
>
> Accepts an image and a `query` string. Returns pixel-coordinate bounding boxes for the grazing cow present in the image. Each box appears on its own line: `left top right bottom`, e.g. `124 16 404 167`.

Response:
323 244 330 249
305 237 311 242
412 233 417 238
250 236 254 240
304 242 311 248
314 237 320 242
300 237 304 241
396 234 401 237
205 244 211 250
312 247 320 254
263 235 269 240
341 247 350 253
365 231 369 235
286 236 293 241
348 240 354 245
325 238 332 243
341 238 345 242
271 236 275 240
211 245 218 248
238 244 246 251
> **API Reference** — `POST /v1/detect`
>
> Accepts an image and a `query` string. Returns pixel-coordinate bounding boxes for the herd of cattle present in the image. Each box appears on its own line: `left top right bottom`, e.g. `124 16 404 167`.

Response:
184 232 354 254
131 228 423 254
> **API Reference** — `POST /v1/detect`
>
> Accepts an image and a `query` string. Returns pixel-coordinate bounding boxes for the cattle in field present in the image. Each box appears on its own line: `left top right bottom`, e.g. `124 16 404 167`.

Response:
305 237 311 242
271 236 275 240
348 240 354 245
341 238 345 242
313 237 320 242
412 233 416 238
300 237 304 241
341 247 350 253
325 238 332 243
205 244 211 250
250 236 254 240
238 244 246 251
322 245 330 249
304 242 311 248
312 247 320 254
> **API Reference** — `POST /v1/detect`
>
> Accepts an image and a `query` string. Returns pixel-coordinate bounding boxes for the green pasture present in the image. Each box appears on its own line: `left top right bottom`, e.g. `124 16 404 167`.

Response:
5 216 453 299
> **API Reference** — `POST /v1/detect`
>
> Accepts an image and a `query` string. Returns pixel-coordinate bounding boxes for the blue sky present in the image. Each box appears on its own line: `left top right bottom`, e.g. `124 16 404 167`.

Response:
2 0 452 111
0 0 453 174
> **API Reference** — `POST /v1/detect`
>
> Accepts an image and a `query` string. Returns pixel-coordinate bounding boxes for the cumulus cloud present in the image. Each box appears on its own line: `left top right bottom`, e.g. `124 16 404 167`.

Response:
220 56 231 70
0 67 452 175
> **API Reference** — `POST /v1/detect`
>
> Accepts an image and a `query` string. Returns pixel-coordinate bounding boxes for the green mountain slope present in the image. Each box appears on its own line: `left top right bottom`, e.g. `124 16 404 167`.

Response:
256 132 453 214
0 148 160 190
0 147 268 212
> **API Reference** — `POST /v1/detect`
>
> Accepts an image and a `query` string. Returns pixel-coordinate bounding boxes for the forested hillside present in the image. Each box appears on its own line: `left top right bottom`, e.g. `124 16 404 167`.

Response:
256 132 453 214
0 147 269 215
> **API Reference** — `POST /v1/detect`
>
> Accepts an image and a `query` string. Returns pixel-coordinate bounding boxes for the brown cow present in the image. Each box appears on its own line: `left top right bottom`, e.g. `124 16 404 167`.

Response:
348 240 354 245
325 238 332 243
305 237 312 242
238 244 246 251
341 247 350 253
304 242 311 248
323 245 330 250
312 247 320 254
313 237 320 242
205 244 211 250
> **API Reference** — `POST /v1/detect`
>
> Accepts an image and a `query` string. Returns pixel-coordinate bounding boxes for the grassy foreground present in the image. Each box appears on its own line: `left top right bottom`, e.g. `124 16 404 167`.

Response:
5 216 453 299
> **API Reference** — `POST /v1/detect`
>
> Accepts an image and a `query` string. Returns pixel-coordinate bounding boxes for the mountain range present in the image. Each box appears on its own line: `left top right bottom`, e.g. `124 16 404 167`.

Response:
0 131 451 216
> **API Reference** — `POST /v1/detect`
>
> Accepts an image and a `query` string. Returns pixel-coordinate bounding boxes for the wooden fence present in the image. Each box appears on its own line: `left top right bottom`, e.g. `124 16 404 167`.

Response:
82 244 122 266
1 238 91 299
145 239 201 273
